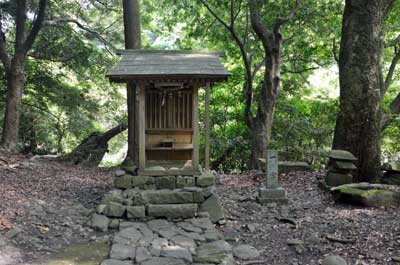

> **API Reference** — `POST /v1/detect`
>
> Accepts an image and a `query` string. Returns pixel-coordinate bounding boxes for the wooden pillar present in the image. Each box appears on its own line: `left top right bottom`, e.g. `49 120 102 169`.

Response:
204 82 211 172
138 82 146 171
192 85 199 171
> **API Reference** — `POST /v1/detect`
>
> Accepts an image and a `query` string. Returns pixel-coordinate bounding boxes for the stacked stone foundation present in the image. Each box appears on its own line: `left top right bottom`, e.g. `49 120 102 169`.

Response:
91 170 225 232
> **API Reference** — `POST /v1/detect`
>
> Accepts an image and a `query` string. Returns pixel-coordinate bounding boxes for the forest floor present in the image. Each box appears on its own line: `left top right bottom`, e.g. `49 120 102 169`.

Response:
0 151 399 265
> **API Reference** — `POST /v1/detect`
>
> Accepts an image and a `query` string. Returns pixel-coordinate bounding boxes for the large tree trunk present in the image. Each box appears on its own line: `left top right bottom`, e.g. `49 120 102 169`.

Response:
122 0 141 167
59 124 127 166
2 58 25 152
333 0 395 183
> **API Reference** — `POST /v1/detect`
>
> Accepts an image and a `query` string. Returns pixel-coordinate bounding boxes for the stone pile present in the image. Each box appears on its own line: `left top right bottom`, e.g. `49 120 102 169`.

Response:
382 162 400 186
325 150 357 188
100 217 236 265
91 170 226 232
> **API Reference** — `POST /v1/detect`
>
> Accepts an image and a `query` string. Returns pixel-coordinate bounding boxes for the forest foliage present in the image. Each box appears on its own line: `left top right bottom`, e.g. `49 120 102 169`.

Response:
0 0 399 171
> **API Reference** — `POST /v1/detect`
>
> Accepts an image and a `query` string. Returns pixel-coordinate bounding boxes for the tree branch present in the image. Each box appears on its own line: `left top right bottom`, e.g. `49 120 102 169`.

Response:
0 12 11 72
382 92 400 130
44 17 114 55
385 34 400 48
23 0 47 55
273 0 302 33
198 0 230 31
382 47 400 97
333 37 339 63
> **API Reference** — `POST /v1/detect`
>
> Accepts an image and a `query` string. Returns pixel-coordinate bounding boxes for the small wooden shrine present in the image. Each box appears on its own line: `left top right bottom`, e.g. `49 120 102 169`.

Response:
107 50 229 176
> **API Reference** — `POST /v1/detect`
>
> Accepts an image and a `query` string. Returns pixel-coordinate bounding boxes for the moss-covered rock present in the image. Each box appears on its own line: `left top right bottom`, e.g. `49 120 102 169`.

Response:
331 183 400 207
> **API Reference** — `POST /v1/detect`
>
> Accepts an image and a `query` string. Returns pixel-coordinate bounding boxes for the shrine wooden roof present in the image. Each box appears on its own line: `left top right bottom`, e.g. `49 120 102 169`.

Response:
106 49 229 83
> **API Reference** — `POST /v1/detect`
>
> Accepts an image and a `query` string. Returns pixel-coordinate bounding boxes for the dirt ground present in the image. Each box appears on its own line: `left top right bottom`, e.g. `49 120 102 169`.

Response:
0 151 399 265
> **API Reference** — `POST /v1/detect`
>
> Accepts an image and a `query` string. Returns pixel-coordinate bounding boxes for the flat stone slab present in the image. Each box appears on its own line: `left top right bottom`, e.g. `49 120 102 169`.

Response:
328 150 357 161
101 217 235 265
257 187 288 205
233 244 260 260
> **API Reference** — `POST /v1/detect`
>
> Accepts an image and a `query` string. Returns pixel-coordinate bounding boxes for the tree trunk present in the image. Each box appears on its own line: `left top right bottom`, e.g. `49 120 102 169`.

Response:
122 0 141 167
333 0 395 183
2 58 25 152
59 124 127 166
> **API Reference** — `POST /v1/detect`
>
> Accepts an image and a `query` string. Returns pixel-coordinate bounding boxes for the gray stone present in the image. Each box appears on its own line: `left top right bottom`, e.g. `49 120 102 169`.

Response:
202 186 215 198
101 259 133 265
148 204 197 219
114 227 142 245
115 175 134 189
203 228 223 241
278 161 311 173
105 202 126 217
196 172 215 187
110 243 136 260
115 169 126 177
120 221 136 230
102 193 125 205
136 246 152 263
170 235 196 254
128 222 155 247
233 244 260 260
257 187 288 205
177 222 203 234
141 257 186 265
328 150 357 161
132 175 155 187
321 255 348 265
96 204 107 214
109 219 120 230
150 238 169 256
176 228 206 242
325 172 353 187
265 150 279 188
126 206 146 219
333 161 357 170
176 176 195 188
148 219 177 238
155 176 176 189
193 190 205 203
161 245 193 263
287 239 304 245
195 240 232 263
143 190 193 204
189 217 214 230
90 213 110 232
199 195 225 223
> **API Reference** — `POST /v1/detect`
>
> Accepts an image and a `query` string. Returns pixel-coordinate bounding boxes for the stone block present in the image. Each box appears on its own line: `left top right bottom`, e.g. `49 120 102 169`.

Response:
257 187 288 205
96 204 107 214
105 202 126 218
197 172 215 187
148 204 197 219
199 194 225 223
143 190 193 204
101 193 125 205
109 219 120 230
126 206 146 219
132 175 154 188
328 150 357 161
90 213 110 232
110 243 136 260
155 176 176 189
114 175 134 189
176 176 195 188
193 190 205 203
325 172 353 187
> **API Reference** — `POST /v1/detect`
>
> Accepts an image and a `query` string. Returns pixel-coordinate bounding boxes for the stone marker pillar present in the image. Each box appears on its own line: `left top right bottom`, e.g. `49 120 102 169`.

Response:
257 150 288 205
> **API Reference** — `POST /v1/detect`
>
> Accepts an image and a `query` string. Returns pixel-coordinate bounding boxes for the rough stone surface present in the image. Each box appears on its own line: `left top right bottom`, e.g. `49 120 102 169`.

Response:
197 172 215 187
113 227 143 245
155 176 176 189
141 257 186 265
114 175 134 189
176 176 195 188
105 202 126 218
101 259 133 265
91 213 110 232
257 187 289 205
278 161 311 173
131 175 154 188
325 172 353 187
143 190 193 204
195 240 232 263
321 255 348 265
150 238 169 256
328 150 357 161
161 245 193 263
126 206 146 219
199 195 225 223
109 219 120 230
136 246 152 263
148 204 197 219
148 219 177 238
110 244 135 260
233 244 260 260
170 235 196 254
